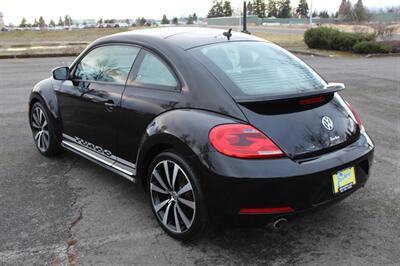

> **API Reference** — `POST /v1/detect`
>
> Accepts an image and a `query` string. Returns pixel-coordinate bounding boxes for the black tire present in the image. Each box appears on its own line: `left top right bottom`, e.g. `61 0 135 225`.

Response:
29 101 62 157
147 150 209 241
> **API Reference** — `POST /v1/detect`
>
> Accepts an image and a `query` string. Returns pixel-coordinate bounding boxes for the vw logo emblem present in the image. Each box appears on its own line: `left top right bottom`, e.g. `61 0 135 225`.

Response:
322 116 334 131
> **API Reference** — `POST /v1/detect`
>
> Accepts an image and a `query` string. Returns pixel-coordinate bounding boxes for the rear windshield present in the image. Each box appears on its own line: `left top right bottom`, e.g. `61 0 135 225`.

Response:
192 41 327 100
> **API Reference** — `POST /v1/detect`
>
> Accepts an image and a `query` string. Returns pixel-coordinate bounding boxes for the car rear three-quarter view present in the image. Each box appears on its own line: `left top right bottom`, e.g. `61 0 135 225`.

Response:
28 27 374 240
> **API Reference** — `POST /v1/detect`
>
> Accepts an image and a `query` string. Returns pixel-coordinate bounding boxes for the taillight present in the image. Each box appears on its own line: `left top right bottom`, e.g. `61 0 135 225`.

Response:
345 101 363 128
298 96 325 105
209 124 284 159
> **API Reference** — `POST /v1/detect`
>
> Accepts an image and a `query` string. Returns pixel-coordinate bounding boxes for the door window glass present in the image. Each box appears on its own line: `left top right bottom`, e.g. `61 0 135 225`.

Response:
75 45 139 84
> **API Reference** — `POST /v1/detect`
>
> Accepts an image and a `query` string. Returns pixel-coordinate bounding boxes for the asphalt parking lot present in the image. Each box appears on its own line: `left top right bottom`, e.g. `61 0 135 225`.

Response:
0 55 399 265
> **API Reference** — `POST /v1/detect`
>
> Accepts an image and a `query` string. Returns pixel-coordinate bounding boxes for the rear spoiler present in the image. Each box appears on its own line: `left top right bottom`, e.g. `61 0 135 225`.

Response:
235 83 345 103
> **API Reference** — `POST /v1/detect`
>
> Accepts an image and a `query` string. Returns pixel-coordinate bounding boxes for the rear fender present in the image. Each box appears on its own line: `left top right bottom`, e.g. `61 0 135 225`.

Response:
135 109 243 182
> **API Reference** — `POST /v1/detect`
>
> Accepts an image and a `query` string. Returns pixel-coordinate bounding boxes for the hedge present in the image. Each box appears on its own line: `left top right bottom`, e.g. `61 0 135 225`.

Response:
352 41 391 54
304 27 376 52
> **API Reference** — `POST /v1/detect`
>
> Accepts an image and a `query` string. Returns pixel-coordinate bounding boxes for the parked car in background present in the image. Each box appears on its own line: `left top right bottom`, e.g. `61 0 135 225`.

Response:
118 22 129 28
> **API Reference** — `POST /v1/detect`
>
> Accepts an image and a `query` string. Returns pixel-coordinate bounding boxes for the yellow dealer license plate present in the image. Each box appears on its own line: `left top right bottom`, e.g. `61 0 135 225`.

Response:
333 167 356 194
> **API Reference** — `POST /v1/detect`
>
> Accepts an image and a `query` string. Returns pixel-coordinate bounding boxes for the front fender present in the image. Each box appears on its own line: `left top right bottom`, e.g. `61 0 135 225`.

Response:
29 78 64 143
29 78 60 119
135 108 244 179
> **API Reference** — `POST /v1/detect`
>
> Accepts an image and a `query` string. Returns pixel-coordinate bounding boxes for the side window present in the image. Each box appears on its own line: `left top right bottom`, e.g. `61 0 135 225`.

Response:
75 45 140 84
135 52 178 88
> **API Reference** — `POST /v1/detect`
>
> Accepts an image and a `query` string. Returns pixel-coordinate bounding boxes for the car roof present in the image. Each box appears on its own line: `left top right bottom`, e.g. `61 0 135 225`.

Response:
99 27 266 50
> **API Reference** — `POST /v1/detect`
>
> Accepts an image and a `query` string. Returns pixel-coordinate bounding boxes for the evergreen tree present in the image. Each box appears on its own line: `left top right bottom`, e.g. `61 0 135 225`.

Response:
172 17 178 25
247 1 254 15
161 14 170 24
186 15 194 24
49 19 55 27
260 1 267 18
338 0 352 21
277 0 292 18
139 17 147 26
216 1 225 16
192 13 198 22
319 11 330 18
58 17 63 26
223 1 233 16
267 0 278 17
33 18 39 27
354 0 367 22
64 15 72 26
312 10 318 17
208 1 218 18
253 0 266 18
39 16 46 29
20 17 27 27
208 1 225 18
296 0 309 18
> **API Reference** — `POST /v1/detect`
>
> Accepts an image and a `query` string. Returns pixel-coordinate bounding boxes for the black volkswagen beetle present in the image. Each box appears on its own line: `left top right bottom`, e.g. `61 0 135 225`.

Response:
29 27 374 240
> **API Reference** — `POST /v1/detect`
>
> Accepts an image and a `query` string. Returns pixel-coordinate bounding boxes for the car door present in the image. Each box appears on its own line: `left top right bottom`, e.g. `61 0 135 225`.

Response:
56 44 140 160
116 49 185 166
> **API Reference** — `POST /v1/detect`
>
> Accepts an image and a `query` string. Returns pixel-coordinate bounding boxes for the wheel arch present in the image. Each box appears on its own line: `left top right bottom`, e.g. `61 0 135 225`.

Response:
136 133 198 188
29 78 61 120
29 82 63 143
135 108 244 188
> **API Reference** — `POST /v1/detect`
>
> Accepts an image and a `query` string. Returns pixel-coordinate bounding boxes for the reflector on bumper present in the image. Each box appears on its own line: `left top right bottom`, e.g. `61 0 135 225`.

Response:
239 206 294 215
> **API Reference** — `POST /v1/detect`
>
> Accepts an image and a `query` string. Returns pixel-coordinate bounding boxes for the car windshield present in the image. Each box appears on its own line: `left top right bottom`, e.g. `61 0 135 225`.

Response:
192 41 327 100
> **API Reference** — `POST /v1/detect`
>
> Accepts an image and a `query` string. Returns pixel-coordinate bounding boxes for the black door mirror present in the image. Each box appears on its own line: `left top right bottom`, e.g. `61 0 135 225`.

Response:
52 67 70 80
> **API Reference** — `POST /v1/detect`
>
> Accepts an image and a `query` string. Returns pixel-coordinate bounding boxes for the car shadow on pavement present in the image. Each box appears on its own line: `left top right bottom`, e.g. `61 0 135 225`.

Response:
63 153 370 265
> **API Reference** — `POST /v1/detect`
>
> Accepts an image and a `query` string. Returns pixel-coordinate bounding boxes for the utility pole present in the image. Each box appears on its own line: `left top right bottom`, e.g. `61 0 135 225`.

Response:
309 0 313 26
242 1 250 34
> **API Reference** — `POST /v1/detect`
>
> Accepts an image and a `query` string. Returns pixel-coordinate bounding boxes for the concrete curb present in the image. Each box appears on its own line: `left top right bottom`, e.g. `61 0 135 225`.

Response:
365 53 400 58
0 52 80 59
288 50 331 57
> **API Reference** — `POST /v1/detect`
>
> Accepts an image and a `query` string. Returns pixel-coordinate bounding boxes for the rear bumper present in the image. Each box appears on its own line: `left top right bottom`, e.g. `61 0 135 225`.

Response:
196 130 374 219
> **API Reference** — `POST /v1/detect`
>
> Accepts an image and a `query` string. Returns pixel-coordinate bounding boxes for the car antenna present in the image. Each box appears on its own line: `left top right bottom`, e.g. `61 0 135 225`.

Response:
223 28 232 40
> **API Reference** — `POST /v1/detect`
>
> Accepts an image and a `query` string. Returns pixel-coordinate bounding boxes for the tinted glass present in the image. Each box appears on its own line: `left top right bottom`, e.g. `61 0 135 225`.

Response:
135 52 178 88
194 42 326 99
75 45 139 84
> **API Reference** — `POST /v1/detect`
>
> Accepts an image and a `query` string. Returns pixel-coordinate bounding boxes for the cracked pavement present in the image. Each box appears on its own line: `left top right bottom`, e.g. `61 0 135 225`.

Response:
0 55 399 265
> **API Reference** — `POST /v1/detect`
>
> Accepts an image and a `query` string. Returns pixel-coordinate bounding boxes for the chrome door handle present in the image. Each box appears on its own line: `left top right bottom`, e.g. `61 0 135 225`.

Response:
104 100 115 111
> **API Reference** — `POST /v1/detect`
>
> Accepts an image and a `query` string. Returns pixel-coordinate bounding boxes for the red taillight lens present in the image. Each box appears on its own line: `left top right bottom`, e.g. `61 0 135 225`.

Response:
345 101 363 128
209 124 284 159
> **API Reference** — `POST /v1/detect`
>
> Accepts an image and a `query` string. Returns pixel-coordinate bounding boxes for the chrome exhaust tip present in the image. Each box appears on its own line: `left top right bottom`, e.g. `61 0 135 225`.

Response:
272 218 287 230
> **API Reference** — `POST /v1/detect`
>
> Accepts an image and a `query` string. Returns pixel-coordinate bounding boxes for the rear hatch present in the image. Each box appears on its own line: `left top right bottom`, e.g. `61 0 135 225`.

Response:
238 92 360 159
190 41 360 158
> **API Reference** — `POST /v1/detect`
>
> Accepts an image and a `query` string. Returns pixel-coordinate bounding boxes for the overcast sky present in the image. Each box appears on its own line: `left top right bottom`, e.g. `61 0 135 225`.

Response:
0 0 398 24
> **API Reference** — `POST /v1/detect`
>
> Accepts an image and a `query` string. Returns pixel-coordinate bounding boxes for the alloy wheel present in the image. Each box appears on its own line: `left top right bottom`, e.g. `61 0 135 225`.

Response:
31 105 50 153
150 160 196 234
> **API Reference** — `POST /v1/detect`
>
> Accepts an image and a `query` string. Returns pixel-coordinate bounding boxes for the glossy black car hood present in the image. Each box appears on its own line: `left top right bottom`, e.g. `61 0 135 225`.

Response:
238 94 359 159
